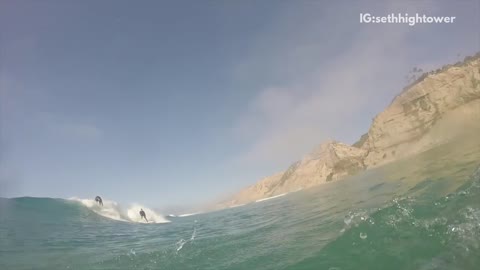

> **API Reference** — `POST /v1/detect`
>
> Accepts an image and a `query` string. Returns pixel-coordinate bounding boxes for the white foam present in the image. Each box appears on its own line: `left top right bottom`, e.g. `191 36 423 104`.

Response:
255 193 287 203
69 197 170 224
229 203 246 208
176 224 197 253
177 212 202 217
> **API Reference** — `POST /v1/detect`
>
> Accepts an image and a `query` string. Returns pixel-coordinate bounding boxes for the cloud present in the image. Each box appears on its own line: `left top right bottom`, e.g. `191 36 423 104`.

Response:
229 0 451 171
59 122 103 141
36 112 103 142
0 72 103 143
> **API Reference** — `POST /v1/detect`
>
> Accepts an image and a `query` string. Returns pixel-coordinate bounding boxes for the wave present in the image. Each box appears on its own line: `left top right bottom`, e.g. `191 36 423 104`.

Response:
69 197 170 224
176 222 198 253
288 166 480 270
177 212 203 217
255 193 287 203
229 203 247 208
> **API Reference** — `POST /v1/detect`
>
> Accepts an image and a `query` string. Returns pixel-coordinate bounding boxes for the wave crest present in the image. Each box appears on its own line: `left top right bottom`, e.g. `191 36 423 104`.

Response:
70 198 170 224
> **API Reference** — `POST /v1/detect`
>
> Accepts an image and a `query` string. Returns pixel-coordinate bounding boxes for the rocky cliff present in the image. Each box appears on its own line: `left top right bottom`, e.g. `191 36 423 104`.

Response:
361 55 480 167
268 141 366 194
223 172 285 206
225 53 480 207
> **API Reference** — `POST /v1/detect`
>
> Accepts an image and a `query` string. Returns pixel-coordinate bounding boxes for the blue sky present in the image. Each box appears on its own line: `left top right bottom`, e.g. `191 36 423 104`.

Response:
1 0 478 207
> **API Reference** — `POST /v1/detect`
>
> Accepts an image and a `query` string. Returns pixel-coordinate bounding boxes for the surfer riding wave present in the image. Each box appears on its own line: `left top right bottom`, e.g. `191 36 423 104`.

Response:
95 196 103 206
69 198 170 223
140 208 148 222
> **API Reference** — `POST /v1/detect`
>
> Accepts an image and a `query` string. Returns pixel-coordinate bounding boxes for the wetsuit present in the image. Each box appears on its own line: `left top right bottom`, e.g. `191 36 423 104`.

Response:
140 209 148 222
95 196 103 206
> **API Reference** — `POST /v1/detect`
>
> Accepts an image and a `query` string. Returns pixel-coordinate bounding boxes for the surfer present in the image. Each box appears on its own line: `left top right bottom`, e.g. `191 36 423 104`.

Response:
139 208 148 222
95 196 103 206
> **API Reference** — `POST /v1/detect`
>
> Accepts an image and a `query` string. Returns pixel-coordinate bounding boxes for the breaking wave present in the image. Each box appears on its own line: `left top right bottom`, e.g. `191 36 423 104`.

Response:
255 193 287 203
70 198 170 224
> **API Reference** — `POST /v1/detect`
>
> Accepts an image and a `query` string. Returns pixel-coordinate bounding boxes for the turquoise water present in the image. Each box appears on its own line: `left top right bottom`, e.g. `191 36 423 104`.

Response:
1 141 480 270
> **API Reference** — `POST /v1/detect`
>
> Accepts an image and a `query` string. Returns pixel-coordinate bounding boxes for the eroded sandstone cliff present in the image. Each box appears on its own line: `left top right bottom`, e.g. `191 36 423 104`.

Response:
224 53 480 207
362 55 480 167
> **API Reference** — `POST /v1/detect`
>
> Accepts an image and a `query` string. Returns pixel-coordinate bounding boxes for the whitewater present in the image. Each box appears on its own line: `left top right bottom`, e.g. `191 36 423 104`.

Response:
1 139 480 270
255 193 287 203
69 197 170 224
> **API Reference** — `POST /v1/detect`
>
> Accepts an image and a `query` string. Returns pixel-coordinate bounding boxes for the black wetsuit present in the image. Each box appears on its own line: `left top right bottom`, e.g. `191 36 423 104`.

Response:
95 196 103 206
140 209 148 222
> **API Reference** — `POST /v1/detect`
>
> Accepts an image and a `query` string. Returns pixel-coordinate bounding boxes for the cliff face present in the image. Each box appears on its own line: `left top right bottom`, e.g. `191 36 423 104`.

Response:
224 142 366 206
224 54 480 207
225 172 285 206
362 56 480 167
267 141 367 195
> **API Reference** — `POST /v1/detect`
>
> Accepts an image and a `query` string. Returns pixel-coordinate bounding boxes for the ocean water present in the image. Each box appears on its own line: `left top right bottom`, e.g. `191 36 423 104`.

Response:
1 140 480 270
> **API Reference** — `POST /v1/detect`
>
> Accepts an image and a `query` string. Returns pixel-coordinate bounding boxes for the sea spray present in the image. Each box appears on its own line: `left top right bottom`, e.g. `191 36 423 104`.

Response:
69 197 170 223
176 221 198 253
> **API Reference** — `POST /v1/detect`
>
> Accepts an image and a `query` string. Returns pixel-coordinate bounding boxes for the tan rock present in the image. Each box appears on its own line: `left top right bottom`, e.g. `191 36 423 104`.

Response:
226 172 285 206
223 141 366 207
222 53 480 207
362 56 480 167
269 141 367 194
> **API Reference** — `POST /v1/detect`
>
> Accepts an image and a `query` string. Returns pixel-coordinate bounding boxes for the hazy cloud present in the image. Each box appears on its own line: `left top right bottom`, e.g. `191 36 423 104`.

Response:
59 122 103 141
37 112 103 142
230 0 457 171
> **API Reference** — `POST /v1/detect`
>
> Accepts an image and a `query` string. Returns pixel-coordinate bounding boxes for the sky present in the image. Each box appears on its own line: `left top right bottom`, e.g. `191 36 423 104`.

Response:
1 0 479 208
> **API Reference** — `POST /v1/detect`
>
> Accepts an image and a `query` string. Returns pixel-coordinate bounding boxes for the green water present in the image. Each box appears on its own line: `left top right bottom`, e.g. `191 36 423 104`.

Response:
1 140 480 270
